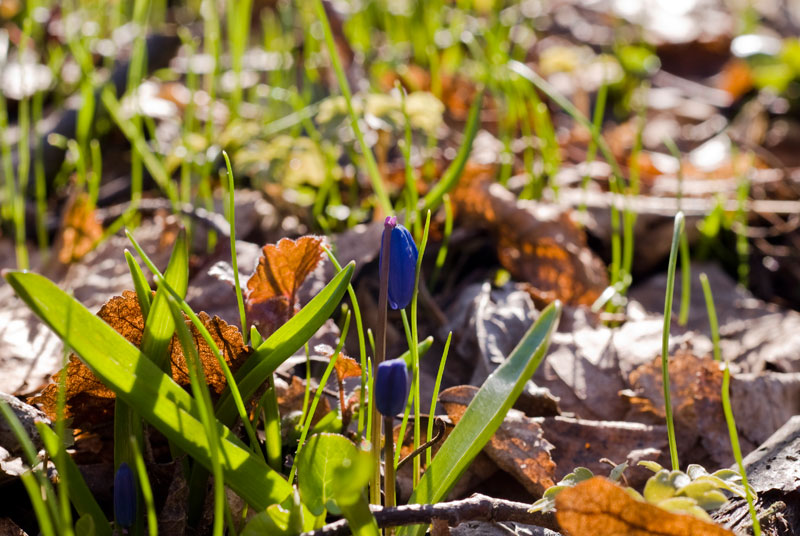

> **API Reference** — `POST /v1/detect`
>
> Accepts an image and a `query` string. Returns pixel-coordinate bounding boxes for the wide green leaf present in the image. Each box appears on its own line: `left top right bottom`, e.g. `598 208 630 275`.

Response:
399 301 561 536
4 271 291 511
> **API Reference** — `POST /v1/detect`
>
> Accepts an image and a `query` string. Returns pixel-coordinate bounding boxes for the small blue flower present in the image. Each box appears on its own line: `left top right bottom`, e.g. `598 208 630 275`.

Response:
375 358 409 417
114 462 136 529
380 217 418 310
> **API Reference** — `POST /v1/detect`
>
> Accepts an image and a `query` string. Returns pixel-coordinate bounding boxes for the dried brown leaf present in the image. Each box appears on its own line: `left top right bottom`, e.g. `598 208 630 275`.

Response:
334 355 362 380
624 351 731 466
30 291 251 430
451 164 607 306
57 192 103 264
555 477 734 536
245 236 326 335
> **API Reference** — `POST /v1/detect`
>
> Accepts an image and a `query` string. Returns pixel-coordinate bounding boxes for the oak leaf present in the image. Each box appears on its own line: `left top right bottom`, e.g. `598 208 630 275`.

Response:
555 477 734 536
245 236 326 336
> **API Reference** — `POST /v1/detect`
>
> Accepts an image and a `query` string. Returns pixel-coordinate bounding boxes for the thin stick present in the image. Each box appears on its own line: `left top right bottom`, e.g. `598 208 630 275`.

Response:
301 493 558 536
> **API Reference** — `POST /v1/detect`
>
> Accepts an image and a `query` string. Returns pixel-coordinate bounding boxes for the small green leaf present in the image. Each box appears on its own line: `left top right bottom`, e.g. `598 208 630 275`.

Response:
638 460 664 473
297 433 370 517
608 461 628 482
686 464 708 480
643 470 678 503
657 497 712 521
561 467 595 486
694 475 746 498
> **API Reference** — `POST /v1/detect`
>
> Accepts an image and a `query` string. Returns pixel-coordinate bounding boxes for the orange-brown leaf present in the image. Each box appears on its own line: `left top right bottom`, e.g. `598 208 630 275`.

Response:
334 354 362 380
30 291 251 430
555 477 734 536
451 164 607 306
58 192 103 264
245 236 326 335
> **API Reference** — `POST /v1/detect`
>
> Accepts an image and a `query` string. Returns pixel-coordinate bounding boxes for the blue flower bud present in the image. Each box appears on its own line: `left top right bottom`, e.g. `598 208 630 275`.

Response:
114 462 136 529
375 358 409 417
380 218 418 310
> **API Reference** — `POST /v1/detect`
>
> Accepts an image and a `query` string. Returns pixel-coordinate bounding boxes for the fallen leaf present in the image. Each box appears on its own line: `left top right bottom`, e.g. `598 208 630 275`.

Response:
30 291 252 430
245 236 326 336
275 375 331 429
441 385 556 497
451 164 607 306
624 351 732 467
57 192 103 264
555 477 734 536
334 355 362 380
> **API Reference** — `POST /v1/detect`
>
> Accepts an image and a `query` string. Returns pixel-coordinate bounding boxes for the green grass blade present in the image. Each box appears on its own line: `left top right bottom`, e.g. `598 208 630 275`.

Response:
427 331 451 466
419 91 483 214
167 295 225 536
3 271 292 511
222 151 249 345
124 251 152 319
662 212 685 471
399 301 562 536
129 437 158 536
310 0 392 215
20 471 56 536
38 424 111 536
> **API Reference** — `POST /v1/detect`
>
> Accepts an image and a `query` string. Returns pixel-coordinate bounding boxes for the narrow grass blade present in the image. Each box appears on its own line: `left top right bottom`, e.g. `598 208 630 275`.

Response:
124 251 152 319
222 151 249 344
311 0 392 215
662 212 685 471
3 271 292 511
419 91 483 214
700 273 760 535
399 301 561 536
38 424 111 536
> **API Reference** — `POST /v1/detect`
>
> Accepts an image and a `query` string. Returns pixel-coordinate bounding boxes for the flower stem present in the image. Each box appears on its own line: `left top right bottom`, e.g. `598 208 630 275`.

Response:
384 415 396 509
371 219 393 504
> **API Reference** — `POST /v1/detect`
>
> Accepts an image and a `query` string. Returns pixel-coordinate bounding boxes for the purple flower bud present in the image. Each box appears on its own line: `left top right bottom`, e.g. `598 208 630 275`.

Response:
380 218 418 310
375 358 409 417
114 462 136 529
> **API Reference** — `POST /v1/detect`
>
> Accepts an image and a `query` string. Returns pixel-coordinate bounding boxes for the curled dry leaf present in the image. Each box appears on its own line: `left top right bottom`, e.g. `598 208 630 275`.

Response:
334 355 362 381
57 192 103 264
555 477 734 536
450 164 607 306
440 385 556 497
30 291 251 430
245 236 326 336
